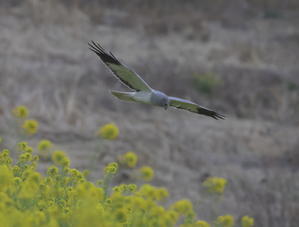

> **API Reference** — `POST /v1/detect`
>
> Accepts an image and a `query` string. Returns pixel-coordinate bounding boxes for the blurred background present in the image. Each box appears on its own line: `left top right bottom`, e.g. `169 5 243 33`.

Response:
0 0 299 226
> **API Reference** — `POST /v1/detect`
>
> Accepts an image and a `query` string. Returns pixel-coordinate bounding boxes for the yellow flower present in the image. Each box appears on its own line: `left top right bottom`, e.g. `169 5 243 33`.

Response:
104 162 118 175
19 152 32 162
138 184 157 200
32 155 39 162
128 184 137 192
19 180 39 199
51 151 70 167
149 205 165 217
215 215 234 227
38 140 53 151
114 208 128 223
155 187 169 200
139 166 154 181
0 149 12 165
97 123 119 140
13 177 22 185
130 196 147 210
12 105 29 118
47 166 59 176
0 135 251 227
17 141 29 151
82 170 90 178
121 151 138 168
1 149 10 156
171 199 193 216
38 140 53 160
166 210 179 223
241 216 254 227
22 119 39 135
0 165 13 191
196 220 211 227
12 165 20 176
28 172 41 184
202 177 227 195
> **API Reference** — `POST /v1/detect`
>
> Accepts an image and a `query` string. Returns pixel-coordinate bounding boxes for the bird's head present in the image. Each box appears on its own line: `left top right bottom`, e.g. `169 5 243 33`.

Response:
163 99 169 110
151 90 169 110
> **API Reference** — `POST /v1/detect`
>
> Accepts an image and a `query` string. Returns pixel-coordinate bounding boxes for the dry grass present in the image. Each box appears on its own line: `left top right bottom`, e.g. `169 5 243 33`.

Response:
0 1 299 226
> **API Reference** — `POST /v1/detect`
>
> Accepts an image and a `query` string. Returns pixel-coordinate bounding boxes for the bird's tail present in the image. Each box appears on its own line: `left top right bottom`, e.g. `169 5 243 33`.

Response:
110 90 135 102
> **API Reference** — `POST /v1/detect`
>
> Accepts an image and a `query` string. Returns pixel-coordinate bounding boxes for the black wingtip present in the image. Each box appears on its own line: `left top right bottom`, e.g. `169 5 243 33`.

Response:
88 41 120 65
88 41 105 54
212 112 225 120
208 110 225 120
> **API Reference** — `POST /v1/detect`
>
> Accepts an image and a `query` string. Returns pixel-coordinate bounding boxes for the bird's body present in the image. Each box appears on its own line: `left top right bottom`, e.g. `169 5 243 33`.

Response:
134 91 153 104
111 90 151 104
150 90 169 109
89 41 225 119
111 90 168 107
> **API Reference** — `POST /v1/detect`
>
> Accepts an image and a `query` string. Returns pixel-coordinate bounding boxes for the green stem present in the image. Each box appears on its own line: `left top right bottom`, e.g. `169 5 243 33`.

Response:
103 174 112 200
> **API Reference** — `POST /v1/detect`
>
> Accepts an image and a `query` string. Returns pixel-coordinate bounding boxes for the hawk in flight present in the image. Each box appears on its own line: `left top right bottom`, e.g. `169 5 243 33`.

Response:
89 41 224 120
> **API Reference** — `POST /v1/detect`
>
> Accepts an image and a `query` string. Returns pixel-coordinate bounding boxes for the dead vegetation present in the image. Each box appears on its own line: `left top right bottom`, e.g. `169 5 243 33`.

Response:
0 1 299 226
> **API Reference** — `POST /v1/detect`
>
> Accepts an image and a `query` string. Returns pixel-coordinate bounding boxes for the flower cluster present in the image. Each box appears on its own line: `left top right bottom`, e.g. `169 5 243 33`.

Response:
139 165 155 181
104 162 119 175
38 139 53 152
12 105 29 118
12 105 39 135
0 146 218 227
241 216 254 227
215 215 235 227
3 106 255 227
202 177 227 195
97 123 119 140
22 119 39 135
196 220 211 227
51 150 70 167
119 151 138 168
38 140 53 160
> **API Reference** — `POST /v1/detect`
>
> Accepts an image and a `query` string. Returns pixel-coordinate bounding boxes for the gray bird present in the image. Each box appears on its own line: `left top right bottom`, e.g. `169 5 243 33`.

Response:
89 41 224 120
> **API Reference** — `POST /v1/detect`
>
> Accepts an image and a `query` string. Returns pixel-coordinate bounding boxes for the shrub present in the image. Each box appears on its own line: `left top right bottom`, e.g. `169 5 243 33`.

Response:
193 73 221 95
0 147 205 226
202 177 227 195
97 123 119 140
119 151 138 168
0 105 254 226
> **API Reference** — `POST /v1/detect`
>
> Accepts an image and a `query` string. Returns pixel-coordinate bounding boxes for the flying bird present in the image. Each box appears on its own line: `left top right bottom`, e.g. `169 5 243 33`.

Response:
88 41 224 120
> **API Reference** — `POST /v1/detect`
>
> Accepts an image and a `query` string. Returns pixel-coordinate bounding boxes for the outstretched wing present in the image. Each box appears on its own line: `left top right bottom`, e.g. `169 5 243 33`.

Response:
169 96 225 120
89 41 152 92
